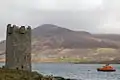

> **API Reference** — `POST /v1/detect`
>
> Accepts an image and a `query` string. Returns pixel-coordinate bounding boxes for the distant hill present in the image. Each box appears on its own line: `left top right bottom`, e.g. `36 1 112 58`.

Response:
94 34 120 41
32 24 73 37
32 24 118 49
0 24 120 63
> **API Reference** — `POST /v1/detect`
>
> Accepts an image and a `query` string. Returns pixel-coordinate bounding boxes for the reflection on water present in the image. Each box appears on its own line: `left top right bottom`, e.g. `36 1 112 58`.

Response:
1 63 120 80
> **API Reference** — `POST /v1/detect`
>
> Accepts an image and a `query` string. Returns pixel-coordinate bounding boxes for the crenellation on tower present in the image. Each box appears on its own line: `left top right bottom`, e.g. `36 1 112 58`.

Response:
12 25 16 28
5 24 31 71
7 24 11 28
27 26 31 34
7 24 31 35
19 26 26 34
27 26 31 29
27 26 31 31
7 24 13 34
13 25 19 33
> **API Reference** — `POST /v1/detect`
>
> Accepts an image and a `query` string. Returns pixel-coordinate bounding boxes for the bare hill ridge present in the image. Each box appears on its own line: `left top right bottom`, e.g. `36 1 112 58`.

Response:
0 24 120 63
32 24 118 49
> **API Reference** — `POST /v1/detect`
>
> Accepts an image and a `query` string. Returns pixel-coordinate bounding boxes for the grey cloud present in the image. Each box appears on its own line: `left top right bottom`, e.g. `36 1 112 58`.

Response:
0 0 120 40
17 10 104 32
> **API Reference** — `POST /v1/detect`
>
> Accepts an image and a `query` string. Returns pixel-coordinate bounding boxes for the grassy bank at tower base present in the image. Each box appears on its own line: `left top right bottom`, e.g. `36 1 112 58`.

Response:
0 68 76 80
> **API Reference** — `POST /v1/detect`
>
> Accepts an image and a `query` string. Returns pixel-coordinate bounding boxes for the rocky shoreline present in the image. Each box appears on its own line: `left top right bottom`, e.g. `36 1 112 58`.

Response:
0 68 77 80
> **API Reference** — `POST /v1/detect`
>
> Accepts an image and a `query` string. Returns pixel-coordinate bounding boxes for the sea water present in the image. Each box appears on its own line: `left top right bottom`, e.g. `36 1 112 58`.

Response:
1 63 120 80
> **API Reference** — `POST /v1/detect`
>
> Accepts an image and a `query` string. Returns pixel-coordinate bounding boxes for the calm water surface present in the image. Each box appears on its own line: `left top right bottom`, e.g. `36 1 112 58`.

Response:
1 63 120 80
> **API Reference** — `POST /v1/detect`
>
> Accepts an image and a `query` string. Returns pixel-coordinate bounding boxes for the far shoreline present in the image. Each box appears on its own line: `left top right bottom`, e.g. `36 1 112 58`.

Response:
0 62 120 64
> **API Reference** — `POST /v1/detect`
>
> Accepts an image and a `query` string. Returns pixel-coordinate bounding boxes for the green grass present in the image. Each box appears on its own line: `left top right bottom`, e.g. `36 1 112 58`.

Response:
57 57 89 63
0 68 69 80
96 48 116 53
0 68 56 80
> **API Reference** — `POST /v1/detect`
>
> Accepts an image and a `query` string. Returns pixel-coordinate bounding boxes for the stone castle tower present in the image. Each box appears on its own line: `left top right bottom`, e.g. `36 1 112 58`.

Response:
5 24 31 71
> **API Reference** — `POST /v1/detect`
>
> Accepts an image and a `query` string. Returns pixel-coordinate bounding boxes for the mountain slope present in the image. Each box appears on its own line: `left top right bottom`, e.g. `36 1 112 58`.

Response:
32 24 118 49
0 24 120 63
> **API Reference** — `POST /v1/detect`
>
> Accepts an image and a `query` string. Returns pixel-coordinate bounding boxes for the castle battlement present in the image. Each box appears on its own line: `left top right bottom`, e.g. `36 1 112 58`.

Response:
7 24 31 34
6 24 31 71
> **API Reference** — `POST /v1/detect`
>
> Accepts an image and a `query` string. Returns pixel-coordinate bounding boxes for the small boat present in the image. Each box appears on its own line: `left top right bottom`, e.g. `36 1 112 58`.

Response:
97 68 116 72
97 64 116 72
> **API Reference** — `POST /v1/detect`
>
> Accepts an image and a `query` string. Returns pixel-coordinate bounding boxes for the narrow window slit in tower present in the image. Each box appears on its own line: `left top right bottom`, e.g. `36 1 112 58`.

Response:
16 67 19 70
21 65 24 69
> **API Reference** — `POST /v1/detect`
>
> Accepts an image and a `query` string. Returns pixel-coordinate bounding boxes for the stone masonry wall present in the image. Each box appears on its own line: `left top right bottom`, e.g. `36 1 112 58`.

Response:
5 24 31 71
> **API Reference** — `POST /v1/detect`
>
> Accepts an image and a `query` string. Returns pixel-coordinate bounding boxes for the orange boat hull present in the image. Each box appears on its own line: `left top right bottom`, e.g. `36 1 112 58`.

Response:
97 68 116 72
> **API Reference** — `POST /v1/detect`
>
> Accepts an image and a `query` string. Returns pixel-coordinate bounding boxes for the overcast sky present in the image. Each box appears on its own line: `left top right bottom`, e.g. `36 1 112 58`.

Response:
0 0 120 40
